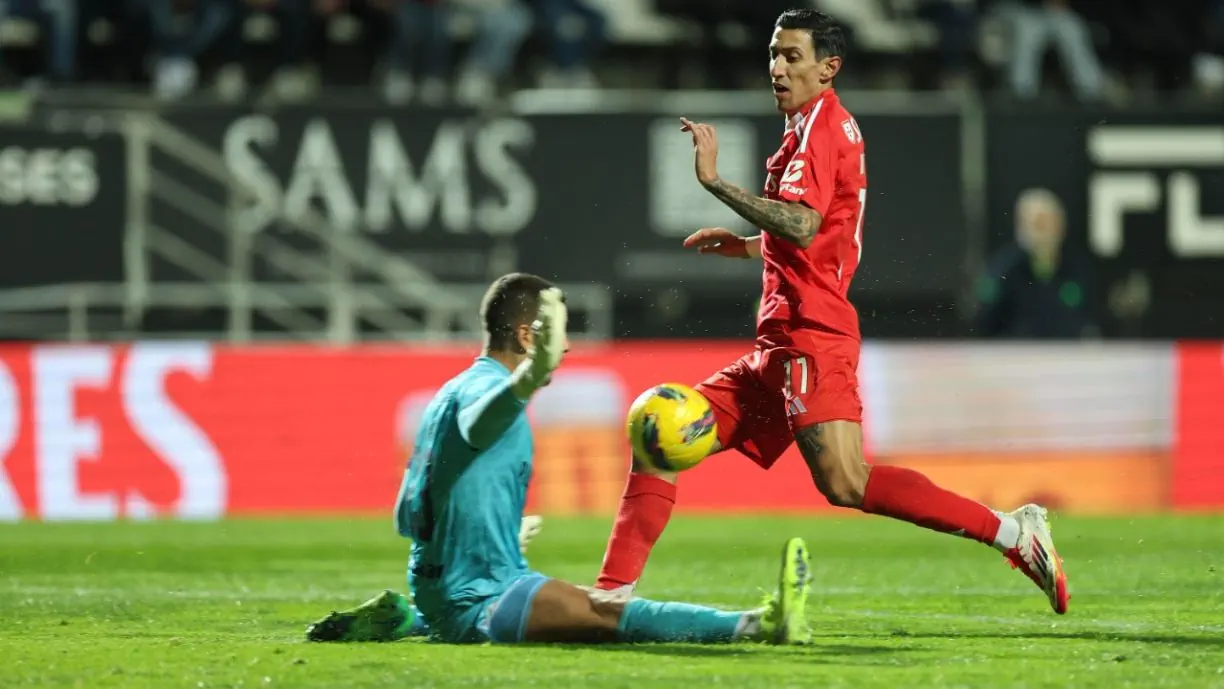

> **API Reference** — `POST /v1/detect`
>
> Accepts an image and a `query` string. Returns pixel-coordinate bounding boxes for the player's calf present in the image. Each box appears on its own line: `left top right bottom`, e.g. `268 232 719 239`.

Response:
796 420 1069 612
797 421 1013 546
516 578 622 643
595 459 691 592
523 581 764 645
484 575 737 644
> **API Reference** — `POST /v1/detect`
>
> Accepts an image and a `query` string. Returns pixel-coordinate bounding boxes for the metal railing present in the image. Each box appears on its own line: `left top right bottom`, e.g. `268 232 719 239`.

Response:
129 112 462 342
0 282 612 343
3 106 614 343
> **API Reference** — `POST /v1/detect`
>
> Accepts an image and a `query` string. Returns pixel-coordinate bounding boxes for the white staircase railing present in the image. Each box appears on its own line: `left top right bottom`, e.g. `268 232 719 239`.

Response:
0 108 614 343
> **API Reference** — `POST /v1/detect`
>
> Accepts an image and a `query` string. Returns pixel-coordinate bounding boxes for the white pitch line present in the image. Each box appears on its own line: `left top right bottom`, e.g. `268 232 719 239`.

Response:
6 584 1224 636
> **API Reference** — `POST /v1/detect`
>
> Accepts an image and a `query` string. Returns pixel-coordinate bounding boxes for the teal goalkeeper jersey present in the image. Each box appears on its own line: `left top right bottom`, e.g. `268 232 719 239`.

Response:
395 357 533 617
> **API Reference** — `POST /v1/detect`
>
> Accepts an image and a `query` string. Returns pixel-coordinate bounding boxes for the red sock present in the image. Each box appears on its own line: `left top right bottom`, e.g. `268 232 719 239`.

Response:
595 472 677 590
861 465 1002 547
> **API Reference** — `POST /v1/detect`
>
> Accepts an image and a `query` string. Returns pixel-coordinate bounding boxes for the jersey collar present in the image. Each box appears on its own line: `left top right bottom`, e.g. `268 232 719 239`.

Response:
475 355 512 376
786 89 835 133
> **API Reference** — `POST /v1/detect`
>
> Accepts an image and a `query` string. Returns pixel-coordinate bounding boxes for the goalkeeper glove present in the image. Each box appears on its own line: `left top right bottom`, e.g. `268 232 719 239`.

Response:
510 287 567 400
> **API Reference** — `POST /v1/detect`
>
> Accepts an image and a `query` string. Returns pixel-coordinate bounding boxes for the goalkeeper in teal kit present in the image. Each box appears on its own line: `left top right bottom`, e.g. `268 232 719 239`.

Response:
306 273 812 646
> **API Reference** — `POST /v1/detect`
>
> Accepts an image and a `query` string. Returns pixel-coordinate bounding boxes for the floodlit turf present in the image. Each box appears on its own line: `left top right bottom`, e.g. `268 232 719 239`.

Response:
2 514 1223 688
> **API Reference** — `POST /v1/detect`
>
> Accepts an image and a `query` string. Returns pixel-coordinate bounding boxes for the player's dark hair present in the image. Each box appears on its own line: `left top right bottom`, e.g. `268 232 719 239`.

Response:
775 9 846 59
481 272 557 354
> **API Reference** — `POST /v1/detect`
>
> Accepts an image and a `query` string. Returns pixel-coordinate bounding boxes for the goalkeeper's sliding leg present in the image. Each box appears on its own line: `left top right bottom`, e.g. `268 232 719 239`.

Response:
307 536 812 645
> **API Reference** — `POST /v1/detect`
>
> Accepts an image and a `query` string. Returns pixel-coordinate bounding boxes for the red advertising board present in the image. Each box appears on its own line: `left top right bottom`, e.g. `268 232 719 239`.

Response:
0 342 1196 521
1173 343 1224 509
0 342 835 520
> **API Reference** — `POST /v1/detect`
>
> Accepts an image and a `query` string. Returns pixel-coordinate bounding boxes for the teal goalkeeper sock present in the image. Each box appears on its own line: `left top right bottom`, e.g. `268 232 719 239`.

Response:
617 598 744 643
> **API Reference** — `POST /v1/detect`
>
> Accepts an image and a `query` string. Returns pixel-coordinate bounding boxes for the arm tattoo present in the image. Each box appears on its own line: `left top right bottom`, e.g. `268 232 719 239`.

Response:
704 178 821 248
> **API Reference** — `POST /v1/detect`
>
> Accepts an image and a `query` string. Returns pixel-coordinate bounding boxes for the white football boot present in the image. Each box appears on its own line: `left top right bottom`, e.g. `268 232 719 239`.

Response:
1004 504 1070 614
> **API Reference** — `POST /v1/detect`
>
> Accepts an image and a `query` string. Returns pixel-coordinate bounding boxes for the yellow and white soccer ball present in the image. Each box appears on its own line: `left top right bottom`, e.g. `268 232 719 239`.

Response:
626 383 718 472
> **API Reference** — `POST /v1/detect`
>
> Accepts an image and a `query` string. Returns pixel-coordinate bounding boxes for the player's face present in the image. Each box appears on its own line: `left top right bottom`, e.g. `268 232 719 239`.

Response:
769 28 840 114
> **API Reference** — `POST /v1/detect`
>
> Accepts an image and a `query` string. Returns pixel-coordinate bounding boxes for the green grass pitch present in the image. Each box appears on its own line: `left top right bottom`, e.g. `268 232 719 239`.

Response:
3 514 1223 688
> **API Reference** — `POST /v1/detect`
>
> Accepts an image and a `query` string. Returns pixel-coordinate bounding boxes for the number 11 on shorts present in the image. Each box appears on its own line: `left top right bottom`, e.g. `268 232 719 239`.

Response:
783 357 809 396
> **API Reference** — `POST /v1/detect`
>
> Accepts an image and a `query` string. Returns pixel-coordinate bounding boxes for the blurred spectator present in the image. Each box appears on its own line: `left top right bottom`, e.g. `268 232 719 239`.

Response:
974 188 1099 339
1083 0 1221 94
1202 0 1224 93
384 0 451 104
213 0 392 104
655 0 795 90
1212 0 1224 40
914 0 978 90
211 0 321 102
128 0 238 99
532 0 606 88
384 0 531 106
999 0 1102 101
0 0 80 85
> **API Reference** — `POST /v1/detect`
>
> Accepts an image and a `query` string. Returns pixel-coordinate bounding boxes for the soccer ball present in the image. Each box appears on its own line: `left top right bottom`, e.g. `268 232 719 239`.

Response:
626 383 718 472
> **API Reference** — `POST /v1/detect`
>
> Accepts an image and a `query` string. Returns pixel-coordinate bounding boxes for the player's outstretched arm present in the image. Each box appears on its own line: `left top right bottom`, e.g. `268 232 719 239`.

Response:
681 117 822 248
458 381 529 449
703 179 821 249
458 288 567 449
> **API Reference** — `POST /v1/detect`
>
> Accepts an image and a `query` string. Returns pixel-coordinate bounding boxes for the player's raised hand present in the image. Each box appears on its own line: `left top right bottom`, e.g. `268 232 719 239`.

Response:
530 287 568 370
513 287 569 399
683 227 751 258
680 117 719 187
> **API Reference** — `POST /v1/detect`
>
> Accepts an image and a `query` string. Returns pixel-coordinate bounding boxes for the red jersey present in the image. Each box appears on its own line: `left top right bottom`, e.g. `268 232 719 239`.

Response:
759 89 867 343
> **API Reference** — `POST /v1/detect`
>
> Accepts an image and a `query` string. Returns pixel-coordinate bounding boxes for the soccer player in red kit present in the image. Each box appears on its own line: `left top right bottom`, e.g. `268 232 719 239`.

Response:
594 8 1069 622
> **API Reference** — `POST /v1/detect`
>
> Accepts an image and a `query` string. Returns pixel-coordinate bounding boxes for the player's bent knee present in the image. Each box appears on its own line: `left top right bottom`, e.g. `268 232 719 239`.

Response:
815 467 868 508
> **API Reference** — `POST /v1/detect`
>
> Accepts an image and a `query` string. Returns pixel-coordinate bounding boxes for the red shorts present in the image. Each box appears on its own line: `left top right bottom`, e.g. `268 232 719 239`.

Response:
694 330 862 470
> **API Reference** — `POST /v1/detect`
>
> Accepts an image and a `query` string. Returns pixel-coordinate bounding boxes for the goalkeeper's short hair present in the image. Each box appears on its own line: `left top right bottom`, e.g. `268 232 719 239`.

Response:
481 272 557 353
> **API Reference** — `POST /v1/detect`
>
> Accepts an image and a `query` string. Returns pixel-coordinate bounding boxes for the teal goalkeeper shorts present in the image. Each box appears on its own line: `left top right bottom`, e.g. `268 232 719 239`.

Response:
414 572 551 644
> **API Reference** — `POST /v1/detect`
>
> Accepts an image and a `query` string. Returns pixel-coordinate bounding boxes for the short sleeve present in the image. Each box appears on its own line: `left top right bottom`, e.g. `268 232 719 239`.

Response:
776 122 836 216
457 371 509 410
